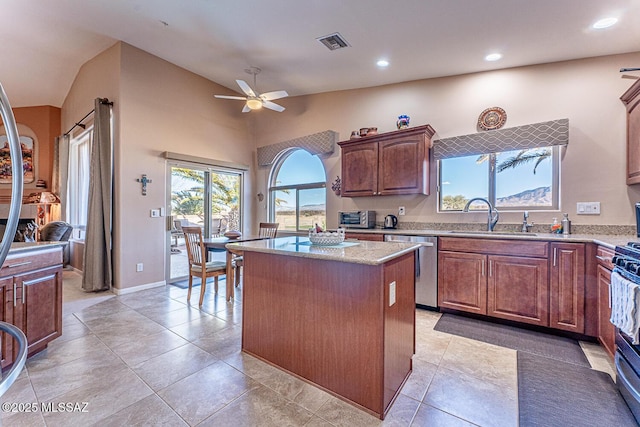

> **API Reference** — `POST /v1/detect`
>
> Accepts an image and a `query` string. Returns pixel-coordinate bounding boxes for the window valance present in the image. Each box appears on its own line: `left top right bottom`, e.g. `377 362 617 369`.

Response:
257 130 338 166
432 118 569 160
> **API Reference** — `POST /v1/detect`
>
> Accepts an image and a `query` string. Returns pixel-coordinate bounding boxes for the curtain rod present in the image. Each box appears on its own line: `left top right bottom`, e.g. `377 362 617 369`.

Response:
63 98 113 136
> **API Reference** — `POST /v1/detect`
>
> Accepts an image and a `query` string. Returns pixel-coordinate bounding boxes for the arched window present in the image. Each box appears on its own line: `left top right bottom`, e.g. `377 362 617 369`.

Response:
269 149 326 232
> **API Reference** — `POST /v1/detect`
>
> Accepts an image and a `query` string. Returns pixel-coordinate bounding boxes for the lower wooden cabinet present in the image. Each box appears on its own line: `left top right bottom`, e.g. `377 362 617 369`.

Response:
549 243 585 333
488 255 549 326
0 247 63 369
438 237 586 332
344 232 384 242
597 264 616 358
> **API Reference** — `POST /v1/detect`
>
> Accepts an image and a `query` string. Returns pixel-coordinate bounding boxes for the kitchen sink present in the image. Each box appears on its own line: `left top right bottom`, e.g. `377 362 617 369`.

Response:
445 230 537 236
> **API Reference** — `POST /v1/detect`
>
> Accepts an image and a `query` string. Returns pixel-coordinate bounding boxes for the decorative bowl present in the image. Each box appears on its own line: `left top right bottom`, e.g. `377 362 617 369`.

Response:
366 127 378 136
224 230 242 239
308 228 345 245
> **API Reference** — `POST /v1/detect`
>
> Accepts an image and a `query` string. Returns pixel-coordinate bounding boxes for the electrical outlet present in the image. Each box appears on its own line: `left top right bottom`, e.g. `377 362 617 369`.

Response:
398 206 406 216
389 281 396 306
136 263 143 272
576 202 600 215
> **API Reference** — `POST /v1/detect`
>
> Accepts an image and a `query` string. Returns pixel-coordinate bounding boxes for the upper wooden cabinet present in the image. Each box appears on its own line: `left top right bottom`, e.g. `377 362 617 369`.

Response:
621 79 640 185
338 125 436 197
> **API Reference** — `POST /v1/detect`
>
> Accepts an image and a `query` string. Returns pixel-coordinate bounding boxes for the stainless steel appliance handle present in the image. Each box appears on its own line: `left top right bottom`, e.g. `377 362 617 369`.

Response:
0 83 24 267
386 239 434 247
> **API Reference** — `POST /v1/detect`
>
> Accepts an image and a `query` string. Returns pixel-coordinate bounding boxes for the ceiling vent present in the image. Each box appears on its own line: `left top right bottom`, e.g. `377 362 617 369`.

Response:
316 33 350 51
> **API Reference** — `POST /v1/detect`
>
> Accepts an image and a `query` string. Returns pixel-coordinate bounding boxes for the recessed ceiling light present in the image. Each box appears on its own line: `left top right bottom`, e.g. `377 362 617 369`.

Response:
485 53 502 62
377 59 389 68
592 17 618 29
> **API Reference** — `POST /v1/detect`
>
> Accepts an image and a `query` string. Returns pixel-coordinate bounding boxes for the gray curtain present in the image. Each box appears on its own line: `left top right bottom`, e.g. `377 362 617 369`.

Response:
51 134 70 222
82 98 112 292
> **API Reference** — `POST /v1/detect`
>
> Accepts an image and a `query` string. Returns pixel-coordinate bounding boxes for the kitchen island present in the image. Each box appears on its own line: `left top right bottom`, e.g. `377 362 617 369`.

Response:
228 236 420 419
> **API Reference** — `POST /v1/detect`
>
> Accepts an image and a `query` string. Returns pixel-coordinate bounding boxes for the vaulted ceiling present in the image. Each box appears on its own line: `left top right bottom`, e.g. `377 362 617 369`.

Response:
2 0 640 108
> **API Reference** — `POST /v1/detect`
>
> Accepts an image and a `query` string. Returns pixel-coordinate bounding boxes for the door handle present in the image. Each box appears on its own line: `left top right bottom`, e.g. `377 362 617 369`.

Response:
489 260 492 277
553 248 557 267
481 259 485 277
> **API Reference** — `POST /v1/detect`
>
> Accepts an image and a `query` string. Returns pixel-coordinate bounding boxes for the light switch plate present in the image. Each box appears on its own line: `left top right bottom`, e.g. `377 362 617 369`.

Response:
576 202 600 215
389 281 396 306
150 209 160 217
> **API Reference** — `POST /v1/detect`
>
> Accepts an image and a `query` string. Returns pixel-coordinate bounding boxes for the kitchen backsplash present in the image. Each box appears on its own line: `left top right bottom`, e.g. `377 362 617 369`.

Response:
376 221 636 236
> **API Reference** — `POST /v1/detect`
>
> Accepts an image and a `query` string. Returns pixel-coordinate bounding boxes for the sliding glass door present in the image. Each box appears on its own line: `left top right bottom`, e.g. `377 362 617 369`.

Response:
167 162 243 283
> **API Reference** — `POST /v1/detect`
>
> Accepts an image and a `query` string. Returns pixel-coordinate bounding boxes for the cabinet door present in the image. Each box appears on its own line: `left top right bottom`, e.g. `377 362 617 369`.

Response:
14 266 62 356
549 243 585 333
438 251 486 314
487 255 549 326
340 141 379 197
378 135 428 195
0 277 13 369
344 232 384 242
597 265 616 359
621 79 640 184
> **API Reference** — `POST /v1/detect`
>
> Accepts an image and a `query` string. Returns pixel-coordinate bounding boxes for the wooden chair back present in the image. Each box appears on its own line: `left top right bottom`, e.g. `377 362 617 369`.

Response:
258 222 279 238
182 226 206 266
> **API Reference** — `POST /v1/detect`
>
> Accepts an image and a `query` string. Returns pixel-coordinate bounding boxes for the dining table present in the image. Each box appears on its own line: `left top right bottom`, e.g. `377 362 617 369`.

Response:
203 235 268 301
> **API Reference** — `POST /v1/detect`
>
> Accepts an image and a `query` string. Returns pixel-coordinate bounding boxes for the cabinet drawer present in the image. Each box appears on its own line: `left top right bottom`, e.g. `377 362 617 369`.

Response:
1 248 63 277
345 232 384 242
439 237 548 258
596 246 614 270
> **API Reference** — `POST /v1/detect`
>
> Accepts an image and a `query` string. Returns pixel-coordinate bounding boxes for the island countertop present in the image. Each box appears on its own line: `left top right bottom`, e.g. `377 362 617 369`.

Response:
227 235 421 265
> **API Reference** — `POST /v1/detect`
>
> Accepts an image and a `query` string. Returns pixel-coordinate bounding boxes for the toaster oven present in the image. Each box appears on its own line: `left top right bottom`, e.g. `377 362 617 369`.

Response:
338 211 376 229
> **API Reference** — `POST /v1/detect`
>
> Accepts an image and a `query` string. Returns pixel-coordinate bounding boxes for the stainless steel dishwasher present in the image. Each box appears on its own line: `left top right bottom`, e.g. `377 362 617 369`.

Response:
384 234 437 309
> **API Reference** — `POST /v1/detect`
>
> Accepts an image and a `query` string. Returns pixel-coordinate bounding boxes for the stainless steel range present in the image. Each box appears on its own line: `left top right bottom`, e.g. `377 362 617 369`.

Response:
611 242 640 423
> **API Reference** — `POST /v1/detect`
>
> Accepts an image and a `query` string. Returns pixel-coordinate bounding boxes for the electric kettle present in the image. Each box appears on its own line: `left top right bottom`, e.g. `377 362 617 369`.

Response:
384 214 398 229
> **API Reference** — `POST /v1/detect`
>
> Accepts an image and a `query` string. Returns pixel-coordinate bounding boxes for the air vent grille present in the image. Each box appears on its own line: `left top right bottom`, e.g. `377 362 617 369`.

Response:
317 32 350 51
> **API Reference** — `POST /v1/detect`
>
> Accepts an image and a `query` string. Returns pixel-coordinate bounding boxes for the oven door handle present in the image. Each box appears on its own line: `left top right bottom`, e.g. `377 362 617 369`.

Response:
615 352 640 402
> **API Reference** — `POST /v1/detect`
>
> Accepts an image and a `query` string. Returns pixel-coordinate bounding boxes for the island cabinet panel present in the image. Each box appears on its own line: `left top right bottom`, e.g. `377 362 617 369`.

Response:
338 124 435 197
242 251 415 419
438 251 486 314
549 242 585 333
487 255 549 326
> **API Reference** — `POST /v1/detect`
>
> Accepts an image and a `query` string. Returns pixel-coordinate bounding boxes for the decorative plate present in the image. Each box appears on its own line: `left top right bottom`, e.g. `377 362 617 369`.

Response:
478 107 507 131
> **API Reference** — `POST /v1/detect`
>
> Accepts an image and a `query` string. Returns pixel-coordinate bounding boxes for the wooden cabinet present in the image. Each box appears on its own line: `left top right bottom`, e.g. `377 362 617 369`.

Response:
344 232 384 241
0 247 63 369
596 245 616 359
549 242 585 333
338 125 435 197
438 237 549 327
621 78 640 184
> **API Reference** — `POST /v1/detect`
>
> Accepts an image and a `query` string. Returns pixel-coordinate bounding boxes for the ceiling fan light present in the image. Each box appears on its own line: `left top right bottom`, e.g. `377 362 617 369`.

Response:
246 99 263 110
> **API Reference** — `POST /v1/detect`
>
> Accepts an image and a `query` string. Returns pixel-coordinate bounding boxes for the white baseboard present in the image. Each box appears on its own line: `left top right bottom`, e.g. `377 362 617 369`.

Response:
113 280 166 295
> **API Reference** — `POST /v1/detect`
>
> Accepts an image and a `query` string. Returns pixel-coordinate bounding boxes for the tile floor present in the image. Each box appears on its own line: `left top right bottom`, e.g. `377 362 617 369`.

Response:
1 271 616 426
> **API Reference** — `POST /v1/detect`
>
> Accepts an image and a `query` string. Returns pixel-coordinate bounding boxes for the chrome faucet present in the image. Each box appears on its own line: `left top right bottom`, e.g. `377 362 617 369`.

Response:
463 197 499 232
521 211 534 233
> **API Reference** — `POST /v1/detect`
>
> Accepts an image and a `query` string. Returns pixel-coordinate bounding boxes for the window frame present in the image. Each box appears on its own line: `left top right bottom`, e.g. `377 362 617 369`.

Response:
268 148 327 232
437 145 560 212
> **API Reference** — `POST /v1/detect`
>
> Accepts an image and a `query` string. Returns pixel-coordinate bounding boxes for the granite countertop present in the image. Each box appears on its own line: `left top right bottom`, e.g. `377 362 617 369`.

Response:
343 228 637 249
227 236 421 265
7 241 67 255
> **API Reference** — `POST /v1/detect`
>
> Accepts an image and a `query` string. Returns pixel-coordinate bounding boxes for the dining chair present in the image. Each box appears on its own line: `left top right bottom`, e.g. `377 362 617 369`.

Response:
234 222 279 286
182 226 227 306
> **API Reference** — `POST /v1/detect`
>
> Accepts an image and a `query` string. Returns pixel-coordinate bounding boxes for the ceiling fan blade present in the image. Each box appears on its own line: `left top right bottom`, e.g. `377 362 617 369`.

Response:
236 80 256 97
242 104 251 113
263 101 285 112
214 95 247 100
260 90 288 101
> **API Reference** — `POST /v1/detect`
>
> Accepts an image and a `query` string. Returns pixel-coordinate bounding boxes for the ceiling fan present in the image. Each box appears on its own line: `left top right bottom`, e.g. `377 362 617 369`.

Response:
214 67 288 113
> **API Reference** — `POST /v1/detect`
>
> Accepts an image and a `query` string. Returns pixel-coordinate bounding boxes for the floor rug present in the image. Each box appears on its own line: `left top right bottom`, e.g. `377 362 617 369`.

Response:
433 313 590 366
518 352 636 426
169 277 226 289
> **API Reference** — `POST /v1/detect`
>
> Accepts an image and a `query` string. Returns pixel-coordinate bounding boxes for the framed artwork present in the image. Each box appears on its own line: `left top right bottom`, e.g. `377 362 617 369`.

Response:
0 135 34 184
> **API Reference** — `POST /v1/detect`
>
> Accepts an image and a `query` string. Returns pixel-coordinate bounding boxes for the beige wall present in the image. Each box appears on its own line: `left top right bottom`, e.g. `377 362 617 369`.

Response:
63 42 251 291
250 51 640 229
